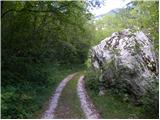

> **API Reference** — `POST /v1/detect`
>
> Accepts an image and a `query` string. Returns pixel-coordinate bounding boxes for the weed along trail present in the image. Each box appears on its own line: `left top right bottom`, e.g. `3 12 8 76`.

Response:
77 76 101 119
41 73 76 119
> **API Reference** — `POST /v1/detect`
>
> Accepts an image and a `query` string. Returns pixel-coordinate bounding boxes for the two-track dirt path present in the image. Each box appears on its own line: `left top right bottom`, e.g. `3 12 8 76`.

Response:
41 73 76 119
41 73 100 119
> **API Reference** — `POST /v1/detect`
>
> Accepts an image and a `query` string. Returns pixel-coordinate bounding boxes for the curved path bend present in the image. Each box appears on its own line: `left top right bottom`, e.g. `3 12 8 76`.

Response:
41 73 77 119
41 73 100 119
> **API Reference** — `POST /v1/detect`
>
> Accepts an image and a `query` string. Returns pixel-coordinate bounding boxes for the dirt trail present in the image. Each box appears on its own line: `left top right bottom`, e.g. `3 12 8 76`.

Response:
41 73 100 119
77 75 101 119
54 74 85 119
41 73 76 119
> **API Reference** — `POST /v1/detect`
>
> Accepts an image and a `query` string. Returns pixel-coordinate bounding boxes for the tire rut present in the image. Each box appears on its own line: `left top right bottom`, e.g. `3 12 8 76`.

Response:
77 75 101 119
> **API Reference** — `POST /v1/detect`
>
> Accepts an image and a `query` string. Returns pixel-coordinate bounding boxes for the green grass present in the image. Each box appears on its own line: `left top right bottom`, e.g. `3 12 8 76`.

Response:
87 89 143 119
1 62 85 119
34 64 85 118
33 63 79 118
54 73 85 119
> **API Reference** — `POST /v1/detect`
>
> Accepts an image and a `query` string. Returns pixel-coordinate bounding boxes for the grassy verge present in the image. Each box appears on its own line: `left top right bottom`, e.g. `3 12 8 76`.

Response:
1 62 85 119
84 69 158 119
86 88 144 119
54 73 85 119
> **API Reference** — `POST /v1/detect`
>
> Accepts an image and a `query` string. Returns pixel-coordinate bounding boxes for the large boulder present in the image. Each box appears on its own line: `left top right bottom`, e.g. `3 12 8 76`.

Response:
91 29 158 101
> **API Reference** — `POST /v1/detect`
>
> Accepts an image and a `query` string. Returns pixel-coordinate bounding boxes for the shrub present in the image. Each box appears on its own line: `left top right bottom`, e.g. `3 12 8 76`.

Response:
85 69 101 93
141 79 159 118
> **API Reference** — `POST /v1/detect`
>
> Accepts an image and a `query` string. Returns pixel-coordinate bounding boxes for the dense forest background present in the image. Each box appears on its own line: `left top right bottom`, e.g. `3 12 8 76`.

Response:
1 0 159 118
1 1 95 118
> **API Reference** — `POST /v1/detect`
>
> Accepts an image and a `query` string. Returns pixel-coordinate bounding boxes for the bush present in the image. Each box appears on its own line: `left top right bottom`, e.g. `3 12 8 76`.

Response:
1 56 49 118
141 79 159 118
85 69 101 93
85 61 159 119
2 55 48 86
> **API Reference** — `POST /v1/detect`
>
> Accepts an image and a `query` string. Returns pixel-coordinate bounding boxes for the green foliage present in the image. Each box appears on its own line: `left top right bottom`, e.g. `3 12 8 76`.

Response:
85 71 158 118
87 89 143 119
85 69 101 93
85 59 129 98
2 0 159 119
1 63 83 118
131 1 159 52
108 82 129 99
1 1 93 118
141 79 159 118
1 63 47 118
2 1 93 64
92 1 159 54
2 58 48 86
85 56 158 118
85 1 159 119
85 70 145 118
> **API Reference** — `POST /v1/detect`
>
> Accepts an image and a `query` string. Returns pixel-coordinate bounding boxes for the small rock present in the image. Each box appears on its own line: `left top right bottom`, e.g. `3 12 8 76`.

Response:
99 90 106 96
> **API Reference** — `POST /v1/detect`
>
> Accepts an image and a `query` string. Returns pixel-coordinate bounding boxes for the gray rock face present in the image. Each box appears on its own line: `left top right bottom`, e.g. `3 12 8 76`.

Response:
91 29 158 99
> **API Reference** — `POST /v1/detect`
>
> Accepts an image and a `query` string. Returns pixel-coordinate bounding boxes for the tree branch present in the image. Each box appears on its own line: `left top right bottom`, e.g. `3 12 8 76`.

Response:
1 8 56 18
